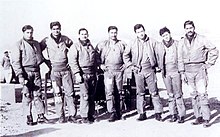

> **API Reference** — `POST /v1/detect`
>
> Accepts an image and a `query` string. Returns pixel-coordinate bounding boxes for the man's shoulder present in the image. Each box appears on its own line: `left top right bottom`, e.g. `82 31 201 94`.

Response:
61 35 72 41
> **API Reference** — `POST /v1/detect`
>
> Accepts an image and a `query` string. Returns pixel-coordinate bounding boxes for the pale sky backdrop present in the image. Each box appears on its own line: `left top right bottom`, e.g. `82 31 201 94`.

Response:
0 0 220 55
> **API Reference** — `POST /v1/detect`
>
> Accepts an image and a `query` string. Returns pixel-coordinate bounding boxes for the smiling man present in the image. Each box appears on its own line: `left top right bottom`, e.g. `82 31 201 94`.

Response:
156 27 186 123
69 28 98 124
123 24 163 121
96 26 126 122
40 21 77 124
12 25 48 125
178 20 219 128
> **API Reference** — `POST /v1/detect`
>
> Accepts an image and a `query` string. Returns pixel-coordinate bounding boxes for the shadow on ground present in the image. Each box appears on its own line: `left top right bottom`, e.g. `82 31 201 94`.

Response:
2 128 59 137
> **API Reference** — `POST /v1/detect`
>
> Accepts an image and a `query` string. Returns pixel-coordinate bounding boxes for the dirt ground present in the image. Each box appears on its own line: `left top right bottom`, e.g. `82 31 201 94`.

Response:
1 68 220 137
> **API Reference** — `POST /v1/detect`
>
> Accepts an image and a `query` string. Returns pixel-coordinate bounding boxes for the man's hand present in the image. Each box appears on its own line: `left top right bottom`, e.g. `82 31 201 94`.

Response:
75 73 83 83
204 63 212 69
120 64 126 72
54 95 62 104
18 75 27 85
130 65 139 73
181 72 188 84
100 64 107 71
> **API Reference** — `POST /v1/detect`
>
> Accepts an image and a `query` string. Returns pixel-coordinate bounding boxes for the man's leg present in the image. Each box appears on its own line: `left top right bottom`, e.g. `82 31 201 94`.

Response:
172 72 186 123
197 76 211 127
104 71 116 122
163 74 177 122
51 71 65 123
134 73 147 121
115 71 124 119
33 71 48 123
88 74 97 122
185 72 203 125
62 70 77 123
22 85 33 125
145 71 163 121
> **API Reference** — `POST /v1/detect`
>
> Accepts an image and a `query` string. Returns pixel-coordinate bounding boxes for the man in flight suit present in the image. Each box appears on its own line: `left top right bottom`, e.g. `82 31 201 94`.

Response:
96 26 126 122
156 27 186 123
40 21 77 123
178 20 219 127
123 24 163 121
69 28 97 124
12 25 48 125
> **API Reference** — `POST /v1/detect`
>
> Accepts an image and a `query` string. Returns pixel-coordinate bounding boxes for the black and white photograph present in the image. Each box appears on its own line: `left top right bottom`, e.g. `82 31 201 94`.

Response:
0 0 220 137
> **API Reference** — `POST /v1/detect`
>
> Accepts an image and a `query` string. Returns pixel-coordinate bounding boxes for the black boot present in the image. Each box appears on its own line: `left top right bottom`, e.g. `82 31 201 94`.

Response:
27 115 34 126
68 116 77 123
169 114 178 122
177 116 184 124
88 115 95 123
191 117 204 125
203 120 210 128
58 115 66 123
108 113 119 122
82 117 89 124
37 114 49 124
155 113 162 121
136 113 147 121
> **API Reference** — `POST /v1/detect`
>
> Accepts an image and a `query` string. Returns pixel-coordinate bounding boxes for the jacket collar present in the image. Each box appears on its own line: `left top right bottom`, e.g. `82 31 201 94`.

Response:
51 33 61 44
138 34 149 42
23 37 34 46
185 32 197 43
162 38 174 48
79 39 91 47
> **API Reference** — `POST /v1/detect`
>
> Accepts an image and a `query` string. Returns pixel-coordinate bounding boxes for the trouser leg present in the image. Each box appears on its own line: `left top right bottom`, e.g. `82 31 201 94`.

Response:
146 72 163 113
88 76 96 118
51 71 65 117
115 72 123 116
62 70 76 117
33 71 44 115
172 73 186 117
163 75 176 115
134 73 145 114
22 85 32 116
79 80 89 117
104 72 115 113
65 94 76 117
199 94 210 121
168 96 177 115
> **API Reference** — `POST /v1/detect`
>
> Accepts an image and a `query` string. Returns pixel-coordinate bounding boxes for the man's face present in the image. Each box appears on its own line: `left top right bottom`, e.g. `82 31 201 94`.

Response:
4 53 9 57
108 29 118 41
51 25 61 37
23 29 33 40
161 32 171 42
135 27 145 40
79 30 89 41
185 24 195 37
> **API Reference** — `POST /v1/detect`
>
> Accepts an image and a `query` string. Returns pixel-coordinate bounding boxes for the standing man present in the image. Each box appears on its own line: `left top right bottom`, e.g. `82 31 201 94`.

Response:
123 24 163 121
11 25 48 125
178 20 219 127
1 51 12 83
68 28 97 124
40 21 77 123
156 27 186 123
96 26 126 122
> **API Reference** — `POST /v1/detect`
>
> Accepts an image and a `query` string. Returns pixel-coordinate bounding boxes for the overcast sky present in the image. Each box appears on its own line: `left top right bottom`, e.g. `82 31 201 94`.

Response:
0 0 220 55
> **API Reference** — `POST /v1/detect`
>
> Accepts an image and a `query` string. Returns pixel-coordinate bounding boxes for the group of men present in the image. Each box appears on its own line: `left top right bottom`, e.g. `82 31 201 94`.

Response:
10 20 218 128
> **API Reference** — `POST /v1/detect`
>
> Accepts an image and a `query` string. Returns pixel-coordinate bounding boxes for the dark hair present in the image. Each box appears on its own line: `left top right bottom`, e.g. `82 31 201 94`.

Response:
159 27 170 36
50 21 61 29
108 26 118 32
78 28 88 34
4 51 8 54
22 25 33 32
134 24 145 32
184 20 195 28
